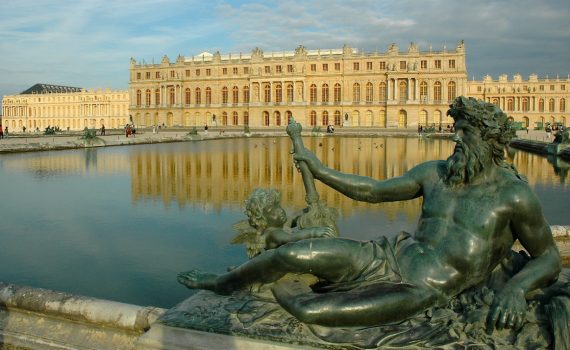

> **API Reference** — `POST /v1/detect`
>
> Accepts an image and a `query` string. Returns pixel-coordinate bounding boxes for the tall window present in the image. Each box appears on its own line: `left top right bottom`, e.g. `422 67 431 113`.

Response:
561 98 566 112
507 98 514 111
310 111 317 126
243 86 250 103
399 81 408 102
275 83 282 103
244 112 249 125
263 111 270 126
286 84 294 102
146 89 151 106
549 98 555 112
136 90 141 106
447 81 456 102
222 87 228 104
366 82 373 103
310 84 317 103
352 83 360 102
275 111 281 126
334 110 341 126
233 112 238 126
233 86 239 104
334 83 341 103
286 111 293 124
264 84 271 103
434 81 442 102
522 98 529 112
155 89 160 105
185 88 191 105
169 87 175 105
195 88 201 104
322 111 329 126
322 84 329 103
206 87 212 104
379 82 386 102
539 99 545 112
222 112 228 126
420 81 428 102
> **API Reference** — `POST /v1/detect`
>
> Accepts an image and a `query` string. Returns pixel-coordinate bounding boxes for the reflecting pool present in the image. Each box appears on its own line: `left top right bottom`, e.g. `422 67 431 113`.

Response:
0 136 568 308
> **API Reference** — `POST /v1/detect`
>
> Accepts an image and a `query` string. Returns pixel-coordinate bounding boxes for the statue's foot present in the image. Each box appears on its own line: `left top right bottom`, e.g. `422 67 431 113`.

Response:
177 270 219 291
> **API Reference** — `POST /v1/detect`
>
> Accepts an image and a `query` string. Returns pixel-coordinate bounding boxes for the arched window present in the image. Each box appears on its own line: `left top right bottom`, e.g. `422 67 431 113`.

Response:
169 87 175 105
507 98 514 111
286 84 294 102
539 99 545 112
206 87 212 104
366 82 373 103
232 86 239 104
146 89 151 106
222 111 228 126
222 87 228 104
310 111 317 126
379 82 387 102
447 81 456 102
155 89 160 105
263 111 270 126
185 88 191 105
334 83 341 103
310 84 317 103
433 81 442 102
420 81 428 102
233 111 238 126
522 98 529 112
275 111 281 126
286 111 292 124
549 98 555 112
399 81 408 102
264 84 271 103
244 112 249 125
243 86 250 103
561 98 566 112
275 83 282 103
334 110 341 126
322 84 329 103
195 88 201 104
322 111 329 125
136 90 142 106
352 83 360 102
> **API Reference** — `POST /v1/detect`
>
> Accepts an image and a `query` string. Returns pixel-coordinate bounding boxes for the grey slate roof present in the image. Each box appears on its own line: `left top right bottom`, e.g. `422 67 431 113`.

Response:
21 84 82 94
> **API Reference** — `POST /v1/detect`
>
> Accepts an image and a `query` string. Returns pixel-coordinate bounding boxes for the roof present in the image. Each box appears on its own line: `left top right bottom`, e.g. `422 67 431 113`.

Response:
21 84 83 94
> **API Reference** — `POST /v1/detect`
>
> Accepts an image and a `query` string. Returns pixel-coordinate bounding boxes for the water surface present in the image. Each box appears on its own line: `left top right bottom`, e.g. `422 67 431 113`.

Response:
0 136 567 308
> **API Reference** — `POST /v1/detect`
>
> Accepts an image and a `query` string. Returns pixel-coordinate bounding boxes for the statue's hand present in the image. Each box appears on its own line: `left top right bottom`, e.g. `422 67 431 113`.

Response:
486 287 527 333
293 148 322 172
312 226 336 238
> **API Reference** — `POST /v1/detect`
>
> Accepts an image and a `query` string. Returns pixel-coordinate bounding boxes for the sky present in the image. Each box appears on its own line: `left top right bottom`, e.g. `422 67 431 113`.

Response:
1 0 569 106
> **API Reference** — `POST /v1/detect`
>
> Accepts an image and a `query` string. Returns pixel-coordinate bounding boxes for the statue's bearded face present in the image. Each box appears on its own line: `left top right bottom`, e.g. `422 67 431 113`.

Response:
445 119 492 187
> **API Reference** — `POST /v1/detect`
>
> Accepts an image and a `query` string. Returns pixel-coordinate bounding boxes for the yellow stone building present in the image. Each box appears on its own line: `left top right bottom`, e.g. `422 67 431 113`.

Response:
2 41 568 132
128 42 467 129
1 84 129 132
467 74 568 129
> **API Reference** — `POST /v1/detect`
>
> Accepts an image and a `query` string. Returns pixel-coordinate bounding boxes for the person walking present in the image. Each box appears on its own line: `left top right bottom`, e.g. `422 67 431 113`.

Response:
0 124 3 139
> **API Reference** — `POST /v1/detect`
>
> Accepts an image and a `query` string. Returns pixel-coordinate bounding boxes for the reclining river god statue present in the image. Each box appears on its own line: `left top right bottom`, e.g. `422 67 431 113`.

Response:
175 96 567 349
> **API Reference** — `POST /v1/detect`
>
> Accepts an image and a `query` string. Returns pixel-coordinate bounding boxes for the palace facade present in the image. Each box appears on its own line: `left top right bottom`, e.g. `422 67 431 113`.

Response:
2 41 568 131
1 84 129 132
128 42 467 129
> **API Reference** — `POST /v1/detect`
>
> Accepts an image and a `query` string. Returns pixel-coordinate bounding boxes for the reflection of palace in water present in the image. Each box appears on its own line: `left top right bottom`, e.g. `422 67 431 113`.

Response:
128 137 568 219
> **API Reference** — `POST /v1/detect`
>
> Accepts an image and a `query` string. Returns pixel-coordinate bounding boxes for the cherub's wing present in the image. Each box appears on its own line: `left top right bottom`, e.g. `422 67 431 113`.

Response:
230 220 259 244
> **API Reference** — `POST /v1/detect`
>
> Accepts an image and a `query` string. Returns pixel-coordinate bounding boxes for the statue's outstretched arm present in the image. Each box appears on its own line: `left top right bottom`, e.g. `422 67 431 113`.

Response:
294 149 433 203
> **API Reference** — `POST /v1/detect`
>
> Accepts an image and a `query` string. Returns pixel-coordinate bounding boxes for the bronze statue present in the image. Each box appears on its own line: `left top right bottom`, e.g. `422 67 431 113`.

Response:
178 96 561 334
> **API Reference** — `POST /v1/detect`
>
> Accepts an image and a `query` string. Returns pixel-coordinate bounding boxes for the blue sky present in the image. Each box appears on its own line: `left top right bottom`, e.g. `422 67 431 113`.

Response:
1 0 569 105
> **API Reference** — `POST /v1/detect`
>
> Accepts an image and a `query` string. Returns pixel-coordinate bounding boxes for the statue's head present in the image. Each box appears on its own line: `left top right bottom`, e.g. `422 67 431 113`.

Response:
445 96 518 186
244 188 285 230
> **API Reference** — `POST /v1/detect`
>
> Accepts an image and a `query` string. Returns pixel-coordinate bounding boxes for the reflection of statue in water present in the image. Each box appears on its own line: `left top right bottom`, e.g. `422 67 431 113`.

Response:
177 96 564 346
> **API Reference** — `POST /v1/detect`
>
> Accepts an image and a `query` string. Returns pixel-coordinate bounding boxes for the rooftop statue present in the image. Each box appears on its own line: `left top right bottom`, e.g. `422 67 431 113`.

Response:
175 97 566 348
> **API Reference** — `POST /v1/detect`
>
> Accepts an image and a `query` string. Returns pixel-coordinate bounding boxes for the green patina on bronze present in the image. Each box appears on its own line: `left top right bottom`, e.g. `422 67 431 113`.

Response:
175 96 568 349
